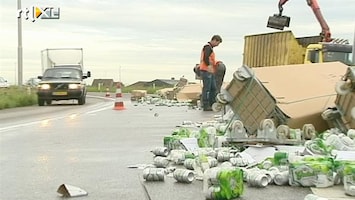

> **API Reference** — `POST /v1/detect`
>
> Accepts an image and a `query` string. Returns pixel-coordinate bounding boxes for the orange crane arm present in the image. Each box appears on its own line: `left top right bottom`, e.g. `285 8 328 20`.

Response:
278 0 332 42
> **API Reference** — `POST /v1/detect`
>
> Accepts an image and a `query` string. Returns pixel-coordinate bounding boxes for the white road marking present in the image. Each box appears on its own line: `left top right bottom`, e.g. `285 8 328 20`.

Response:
0 101 113 133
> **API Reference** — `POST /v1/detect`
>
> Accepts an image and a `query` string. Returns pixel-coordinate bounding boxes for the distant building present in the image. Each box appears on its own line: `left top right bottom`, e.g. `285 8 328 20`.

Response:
127 78 180 88
91 79 124 88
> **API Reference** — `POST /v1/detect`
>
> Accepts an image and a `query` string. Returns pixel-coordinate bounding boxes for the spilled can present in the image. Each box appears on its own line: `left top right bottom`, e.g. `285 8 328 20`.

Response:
173 169 195 183
247 171 269 188
205 186 221 199
220 161 233 168
217 151 230 162
151 147 169 157
207 157 218 168
205 186 220 200
143 168 165 181
153 156 170 168
184 158 195 170
261 160 273 169
230 157 248 167
273 170 289 186
204 167 221 185
260 169 274 184
170 150 187 165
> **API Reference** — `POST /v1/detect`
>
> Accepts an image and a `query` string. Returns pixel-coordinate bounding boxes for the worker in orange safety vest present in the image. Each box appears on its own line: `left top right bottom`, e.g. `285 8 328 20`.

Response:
199 35 222 111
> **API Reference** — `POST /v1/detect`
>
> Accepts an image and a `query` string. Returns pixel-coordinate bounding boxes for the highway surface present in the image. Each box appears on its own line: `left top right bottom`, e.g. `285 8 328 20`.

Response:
0 93 313 200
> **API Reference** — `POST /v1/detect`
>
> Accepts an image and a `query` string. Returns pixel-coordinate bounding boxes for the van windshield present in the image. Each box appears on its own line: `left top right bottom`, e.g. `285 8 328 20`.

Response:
43 68 81 79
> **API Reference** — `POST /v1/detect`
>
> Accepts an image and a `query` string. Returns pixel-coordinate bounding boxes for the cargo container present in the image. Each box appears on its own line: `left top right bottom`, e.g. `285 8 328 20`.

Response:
242 31 353 68
41 48 85 72
242 31 320 67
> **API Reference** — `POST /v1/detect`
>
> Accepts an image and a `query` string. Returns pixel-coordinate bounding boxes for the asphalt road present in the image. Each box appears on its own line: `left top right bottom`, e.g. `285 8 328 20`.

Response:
0 93 313 200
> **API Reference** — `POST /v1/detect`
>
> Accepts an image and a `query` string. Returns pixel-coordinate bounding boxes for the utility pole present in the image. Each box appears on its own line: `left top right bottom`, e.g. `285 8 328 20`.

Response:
17 0 23 86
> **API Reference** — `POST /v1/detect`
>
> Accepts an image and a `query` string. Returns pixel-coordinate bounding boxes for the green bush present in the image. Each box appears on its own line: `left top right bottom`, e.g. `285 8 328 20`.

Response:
0 87 37 110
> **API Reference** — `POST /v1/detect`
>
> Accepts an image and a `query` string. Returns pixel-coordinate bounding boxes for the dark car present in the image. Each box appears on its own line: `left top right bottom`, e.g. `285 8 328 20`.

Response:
37 66 91 106
25 77 41 87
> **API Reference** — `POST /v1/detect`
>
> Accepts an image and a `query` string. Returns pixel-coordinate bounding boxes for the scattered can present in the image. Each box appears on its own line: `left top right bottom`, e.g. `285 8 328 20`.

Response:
153 156 170 168
261 160 273 169
205 186 221 200
230 157 248 167
170 150 187 165
274 170 289 186
247 171 269 188
205 186 219 200
207 157 218 168
260 169 274 184
173 169 195 183
152 147 169 157
143 168 165 181
183 158 195 170
217 151 230 162
220 161 233 168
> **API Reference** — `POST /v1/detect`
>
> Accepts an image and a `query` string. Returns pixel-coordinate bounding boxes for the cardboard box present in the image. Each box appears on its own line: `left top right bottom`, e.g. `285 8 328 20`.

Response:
130 90 147 98
225 62 348 134
176 84 202 101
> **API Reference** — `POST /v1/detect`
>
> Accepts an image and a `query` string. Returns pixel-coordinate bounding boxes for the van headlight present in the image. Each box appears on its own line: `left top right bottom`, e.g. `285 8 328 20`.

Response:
39 84 50 90
68 84 80 89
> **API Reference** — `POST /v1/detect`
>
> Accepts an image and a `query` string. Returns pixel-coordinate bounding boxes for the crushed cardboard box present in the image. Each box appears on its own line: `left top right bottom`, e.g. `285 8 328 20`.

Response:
176 83 202 101
131 90 147 100
225 62 348 134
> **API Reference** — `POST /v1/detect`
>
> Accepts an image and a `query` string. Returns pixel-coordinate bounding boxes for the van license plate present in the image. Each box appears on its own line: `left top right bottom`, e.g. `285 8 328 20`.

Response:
53 91 67 96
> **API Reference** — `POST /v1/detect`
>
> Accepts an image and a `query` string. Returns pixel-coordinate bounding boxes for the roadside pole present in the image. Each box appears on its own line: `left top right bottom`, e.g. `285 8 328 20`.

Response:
17 0 23 86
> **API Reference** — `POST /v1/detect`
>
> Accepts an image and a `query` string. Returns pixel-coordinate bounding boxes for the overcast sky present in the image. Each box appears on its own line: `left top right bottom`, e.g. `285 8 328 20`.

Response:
1 0 354 85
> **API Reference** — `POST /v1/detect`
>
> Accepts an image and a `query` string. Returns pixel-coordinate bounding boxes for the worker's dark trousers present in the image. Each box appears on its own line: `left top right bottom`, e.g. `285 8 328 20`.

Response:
201 71 217 109
216 74 225 94
215 63 226 94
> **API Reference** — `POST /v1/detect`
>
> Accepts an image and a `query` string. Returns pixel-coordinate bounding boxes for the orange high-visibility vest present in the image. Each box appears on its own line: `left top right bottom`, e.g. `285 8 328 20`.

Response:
200 43 217 73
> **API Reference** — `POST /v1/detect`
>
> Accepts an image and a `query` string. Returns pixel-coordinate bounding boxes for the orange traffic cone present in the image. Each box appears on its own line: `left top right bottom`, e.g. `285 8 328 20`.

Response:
105 87 110 97
114 83 125 110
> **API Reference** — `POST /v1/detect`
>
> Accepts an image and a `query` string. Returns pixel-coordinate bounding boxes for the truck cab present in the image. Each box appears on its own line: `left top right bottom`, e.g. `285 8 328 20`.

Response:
305 43 354 65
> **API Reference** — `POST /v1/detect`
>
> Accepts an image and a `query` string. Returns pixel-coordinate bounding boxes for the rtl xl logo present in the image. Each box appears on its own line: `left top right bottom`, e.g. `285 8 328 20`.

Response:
17 6 60 22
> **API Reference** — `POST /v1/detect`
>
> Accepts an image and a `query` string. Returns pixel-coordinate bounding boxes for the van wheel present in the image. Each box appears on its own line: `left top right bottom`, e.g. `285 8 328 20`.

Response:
38 98 45 106
78 96 86 105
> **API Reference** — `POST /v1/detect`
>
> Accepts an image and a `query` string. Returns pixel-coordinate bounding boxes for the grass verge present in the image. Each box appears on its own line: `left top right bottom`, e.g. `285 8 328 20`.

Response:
0 87 37 110
0 85 168 110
